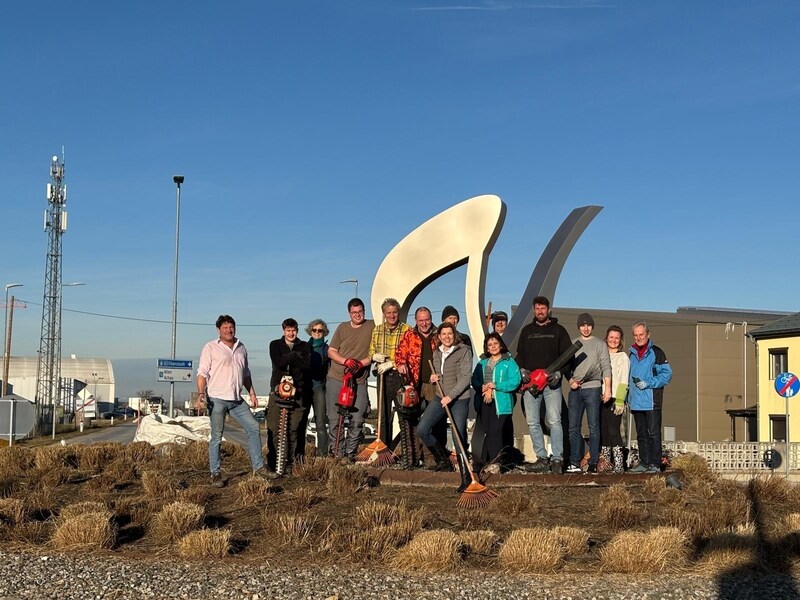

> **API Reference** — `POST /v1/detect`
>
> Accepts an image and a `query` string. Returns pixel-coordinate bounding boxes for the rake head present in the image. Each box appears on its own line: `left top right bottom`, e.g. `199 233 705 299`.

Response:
355 440 398 466
456 481 499 509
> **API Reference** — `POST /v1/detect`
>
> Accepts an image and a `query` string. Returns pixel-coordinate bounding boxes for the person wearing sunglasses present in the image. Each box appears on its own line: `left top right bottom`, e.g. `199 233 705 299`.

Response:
305 319 331 455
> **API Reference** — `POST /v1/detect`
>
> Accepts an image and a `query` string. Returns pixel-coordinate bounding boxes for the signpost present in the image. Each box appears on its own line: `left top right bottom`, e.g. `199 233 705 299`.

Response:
775 372 799 476
157 359 193 383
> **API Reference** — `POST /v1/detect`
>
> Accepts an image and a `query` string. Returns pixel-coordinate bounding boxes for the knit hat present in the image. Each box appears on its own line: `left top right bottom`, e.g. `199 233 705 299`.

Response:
442 305 460 321
491 311 508 325
577 312 594 327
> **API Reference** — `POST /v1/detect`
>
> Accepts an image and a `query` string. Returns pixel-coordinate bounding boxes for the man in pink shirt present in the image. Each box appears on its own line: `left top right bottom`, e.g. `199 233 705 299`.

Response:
197 314 276 487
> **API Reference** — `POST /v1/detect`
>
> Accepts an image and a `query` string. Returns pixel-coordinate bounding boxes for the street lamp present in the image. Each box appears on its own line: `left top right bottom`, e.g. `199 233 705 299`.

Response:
340 278 359 299
52 282 86 438
170 175 184 419
2 283 23 397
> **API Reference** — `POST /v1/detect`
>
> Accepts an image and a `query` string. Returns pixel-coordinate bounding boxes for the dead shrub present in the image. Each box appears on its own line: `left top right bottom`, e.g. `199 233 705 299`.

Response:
277 513 317 546
662 505 713 540
0 498 27 524
354 500 405 529
459 530 499 555
685 479 714 501
151 501 205 543
293 455 335 483
289 486 323 510
335 508 425 558
178 528 231 558
124 441 157 464
179 486 213 507
599 485 648 529
599 526 688 573
326 464 369 496
51 511 117 551
498 528 567 573
103 459 137 484
751 474 793 505
33 465 73 489
0 477 16 498
697 524 757 575
141 471 178 500
10 521 51 546
237 476 273 507
59 501 109 521
552 526 590 556
34 446 78 470
220 441 250 465
391 529 463 572
455 508 492 531
493 488 537 516
668 496 751 541
670 453 712 481
79 443 123 473
171 441 210 471
26 490 56 519
0 446 34 477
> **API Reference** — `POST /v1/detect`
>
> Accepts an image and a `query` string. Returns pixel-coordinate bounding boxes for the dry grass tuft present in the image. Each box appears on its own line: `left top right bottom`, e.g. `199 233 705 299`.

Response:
552 526 590 556
391 529 463 572
599 485 648 529
326 464 370 496
59 501 109 521
10 521 52 546
292 455 335 483
697 524 757 575
784 513 800 532
666 495 751 541
237 476 273 507
459 530 499 555
179 486 213 507
35 465 73 489
289 486 323 510
354 500 406 529
124 441 157 464
0 498 27 524
26 489 56 519
0 447 34 478
220 441 250 465
102 459 137 484
670 453 712 481
51 511 117 551
177 528 231 558
151 501 205 543
599 527 688 573
141 471 178 500
277 513 317 546
751 474 793 505
685 479 715 501
171 441 210 471
662 505 710 540
79 443 124 473
455 508 492 531
498 528 567 573
331 506 425 559
34 447 78 470
493 488 537 516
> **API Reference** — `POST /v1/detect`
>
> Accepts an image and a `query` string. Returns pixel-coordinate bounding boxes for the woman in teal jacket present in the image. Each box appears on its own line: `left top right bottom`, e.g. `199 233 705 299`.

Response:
472 333 521 472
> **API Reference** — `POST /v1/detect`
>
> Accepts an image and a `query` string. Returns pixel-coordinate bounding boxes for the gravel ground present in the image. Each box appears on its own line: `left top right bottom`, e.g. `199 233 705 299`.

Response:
1 551 799 600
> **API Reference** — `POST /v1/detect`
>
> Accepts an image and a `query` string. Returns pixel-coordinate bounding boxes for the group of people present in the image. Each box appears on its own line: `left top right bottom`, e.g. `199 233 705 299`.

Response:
194 295 672 487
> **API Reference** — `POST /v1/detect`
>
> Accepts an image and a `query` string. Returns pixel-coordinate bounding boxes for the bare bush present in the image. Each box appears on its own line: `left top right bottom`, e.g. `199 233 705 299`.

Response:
599 485 648 529
59 501 109 521
354 500 405 529
277 513 317 546
670 453 712 482
124 441 157 464
326 464 369 496
293 455 335 483
0 498 26 524
552 526 590 556
10 521 51 546
179 486 213 507
289 486 323 511
141 471 177 500
177 528 231 558
493 489 538 516
599 527 689 573
751 474 793 505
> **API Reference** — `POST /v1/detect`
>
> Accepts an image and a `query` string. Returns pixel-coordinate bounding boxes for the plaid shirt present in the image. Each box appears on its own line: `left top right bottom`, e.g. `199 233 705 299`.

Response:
368 322 411 361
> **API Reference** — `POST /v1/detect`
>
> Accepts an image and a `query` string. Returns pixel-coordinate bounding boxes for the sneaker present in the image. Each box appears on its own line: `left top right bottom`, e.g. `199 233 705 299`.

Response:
549 459 563 474
210 472 225 488
565 464 582 474
253 467 280 480
528 459 551 474
628 464 648 474
587 464 598 474
646 465 661 474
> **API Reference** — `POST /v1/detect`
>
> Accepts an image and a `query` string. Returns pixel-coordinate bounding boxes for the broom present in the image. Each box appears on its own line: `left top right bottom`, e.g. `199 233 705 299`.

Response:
355 371 397 465
428 360 498 508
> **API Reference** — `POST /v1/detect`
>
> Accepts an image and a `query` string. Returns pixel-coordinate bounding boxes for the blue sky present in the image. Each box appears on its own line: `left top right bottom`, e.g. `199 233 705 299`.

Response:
2 1 798 396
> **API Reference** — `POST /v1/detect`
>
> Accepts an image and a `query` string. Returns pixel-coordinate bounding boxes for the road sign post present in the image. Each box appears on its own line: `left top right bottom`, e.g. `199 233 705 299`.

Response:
157 359 193 383
775 372 799 476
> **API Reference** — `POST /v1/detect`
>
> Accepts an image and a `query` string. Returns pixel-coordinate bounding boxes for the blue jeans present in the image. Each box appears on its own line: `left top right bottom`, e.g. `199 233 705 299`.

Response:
523 386 563 461
418 396 469 451
325 377 369 458
208 397 264 474
633 409 662 467
568 386 601 467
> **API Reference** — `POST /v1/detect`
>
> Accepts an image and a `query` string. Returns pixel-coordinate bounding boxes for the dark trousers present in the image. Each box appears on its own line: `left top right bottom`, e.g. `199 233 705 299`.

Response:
600 402 624 447
379 370 403 446
633 409 662 468
266 398 305 470
478 400 512 467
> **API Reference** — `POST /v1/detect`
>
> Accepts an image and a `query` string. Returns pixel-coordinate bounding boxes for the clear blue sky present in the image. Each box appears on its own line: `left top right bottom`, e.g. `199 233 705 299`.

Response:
2 1 798 387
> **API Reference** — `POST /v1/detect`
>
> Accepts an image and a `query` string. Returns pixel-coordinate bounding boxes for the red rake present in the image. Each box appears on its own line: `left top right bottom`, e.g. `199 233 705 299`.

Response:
428 360 498 508
356 368 397 466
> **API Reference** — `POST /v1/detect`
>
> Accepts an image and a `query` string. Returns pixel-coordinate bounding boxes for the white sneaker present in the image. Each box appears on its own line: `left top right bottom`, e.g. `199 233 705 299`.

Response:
565 464 582 474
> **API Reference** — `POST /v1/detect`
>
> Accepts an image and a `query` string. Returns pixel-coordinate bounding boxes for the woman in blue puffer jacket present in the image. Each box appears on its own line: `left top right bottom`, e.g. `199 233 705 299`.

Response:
472 332 521 473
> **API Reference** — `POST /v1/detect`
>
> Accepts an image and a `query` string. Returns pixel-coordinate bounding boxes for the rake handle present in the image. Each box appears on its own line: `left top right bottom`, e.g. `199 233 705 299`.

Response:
428 359 471 467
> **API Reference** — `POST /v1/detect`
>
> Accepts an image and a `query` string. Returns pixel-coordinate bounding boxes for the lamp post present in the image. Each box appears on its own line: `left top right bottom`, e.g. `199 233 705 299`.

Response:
90 371 104 423
2 283 23 397
339 278 359 299
170 175 184 419
52 282 86 438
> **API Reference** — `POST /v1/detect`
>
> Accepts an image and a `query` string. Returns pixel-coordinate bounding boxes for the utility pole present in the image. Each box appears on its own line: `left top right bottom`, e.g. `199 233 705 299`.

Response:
36 153 68 436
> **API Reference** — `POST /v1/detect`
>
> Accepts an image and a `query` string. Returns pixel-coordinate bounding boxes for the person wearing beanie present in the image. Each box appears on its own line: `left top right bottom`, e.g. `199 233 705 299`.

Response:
565 312 611 475
441 305 472 352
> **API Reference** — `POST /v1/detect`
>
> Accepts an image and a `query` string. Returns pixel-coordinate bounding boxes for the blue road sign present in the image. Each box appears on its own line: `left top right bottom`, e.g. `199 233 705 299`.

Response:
158 359 193 369
775 372 800 399
157 359 194 382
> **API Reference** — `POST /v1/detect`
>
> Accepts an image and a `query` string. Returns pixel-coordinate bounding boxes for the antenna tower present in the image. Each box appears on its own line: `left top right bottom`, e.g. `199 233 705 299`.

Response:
35 152 68 435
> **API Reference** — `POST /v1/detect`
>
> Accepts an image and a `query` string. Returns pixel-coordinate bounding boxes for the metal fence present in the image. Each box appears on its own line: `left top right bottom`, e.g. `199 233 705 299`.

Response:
632 441 797 472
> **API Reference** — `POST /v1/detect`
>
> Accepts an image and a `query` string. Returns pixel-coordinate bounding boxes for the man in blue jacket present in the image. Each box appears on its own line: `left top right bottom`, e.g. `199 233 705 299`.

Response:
628 322 672 473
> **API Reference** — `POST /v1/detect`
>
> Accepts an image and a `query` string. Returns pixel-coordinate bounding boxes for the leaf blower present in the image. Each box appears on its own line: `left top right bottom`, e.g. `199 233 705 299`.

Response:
520 340 583 393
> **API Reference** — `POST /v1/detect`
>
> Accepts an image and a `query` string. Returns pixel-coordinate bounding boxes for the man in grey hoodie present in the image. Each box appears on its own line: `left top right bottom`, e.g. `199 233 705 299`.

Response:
565 313 612 474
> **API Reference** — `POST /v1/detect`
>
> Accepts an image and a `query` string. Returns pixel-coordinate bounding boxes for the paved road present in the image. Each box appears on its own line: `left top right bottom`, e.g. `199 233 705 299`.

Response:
62 417 251 447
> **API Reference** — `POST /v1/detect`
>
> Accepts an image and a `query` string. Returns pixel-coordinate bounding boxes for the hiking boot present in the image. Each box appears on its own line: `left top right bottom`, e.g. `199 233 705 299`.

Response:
565 464 582 474
427 444 453 472
628 463 648 474
254 467 280 480
210 472 225 488
587 463 598 474
549 459 563 474
456 453 471 494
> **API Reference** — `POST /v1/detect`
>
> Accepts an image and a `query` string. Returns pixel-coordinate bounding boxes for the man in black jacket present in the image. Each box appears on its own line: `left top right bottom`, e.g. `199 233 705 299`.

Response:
267 318 311 473
515 296 572 474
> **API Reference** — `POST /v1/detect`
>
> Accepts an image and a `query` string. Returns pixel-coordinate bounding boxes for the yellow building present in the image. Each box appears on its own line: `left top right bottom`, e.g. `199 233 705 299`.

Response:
749 313 800 442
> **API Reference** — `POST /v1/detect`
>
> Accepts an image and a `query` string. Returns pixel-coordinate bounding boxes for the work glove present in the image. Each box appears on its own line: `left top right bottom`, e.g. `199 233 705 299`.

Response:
518 369 534 392
613 403 625 416
635 378 648 390
371 353 388 364
546 370 561 387
344 358 361 372
377 360 395 375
